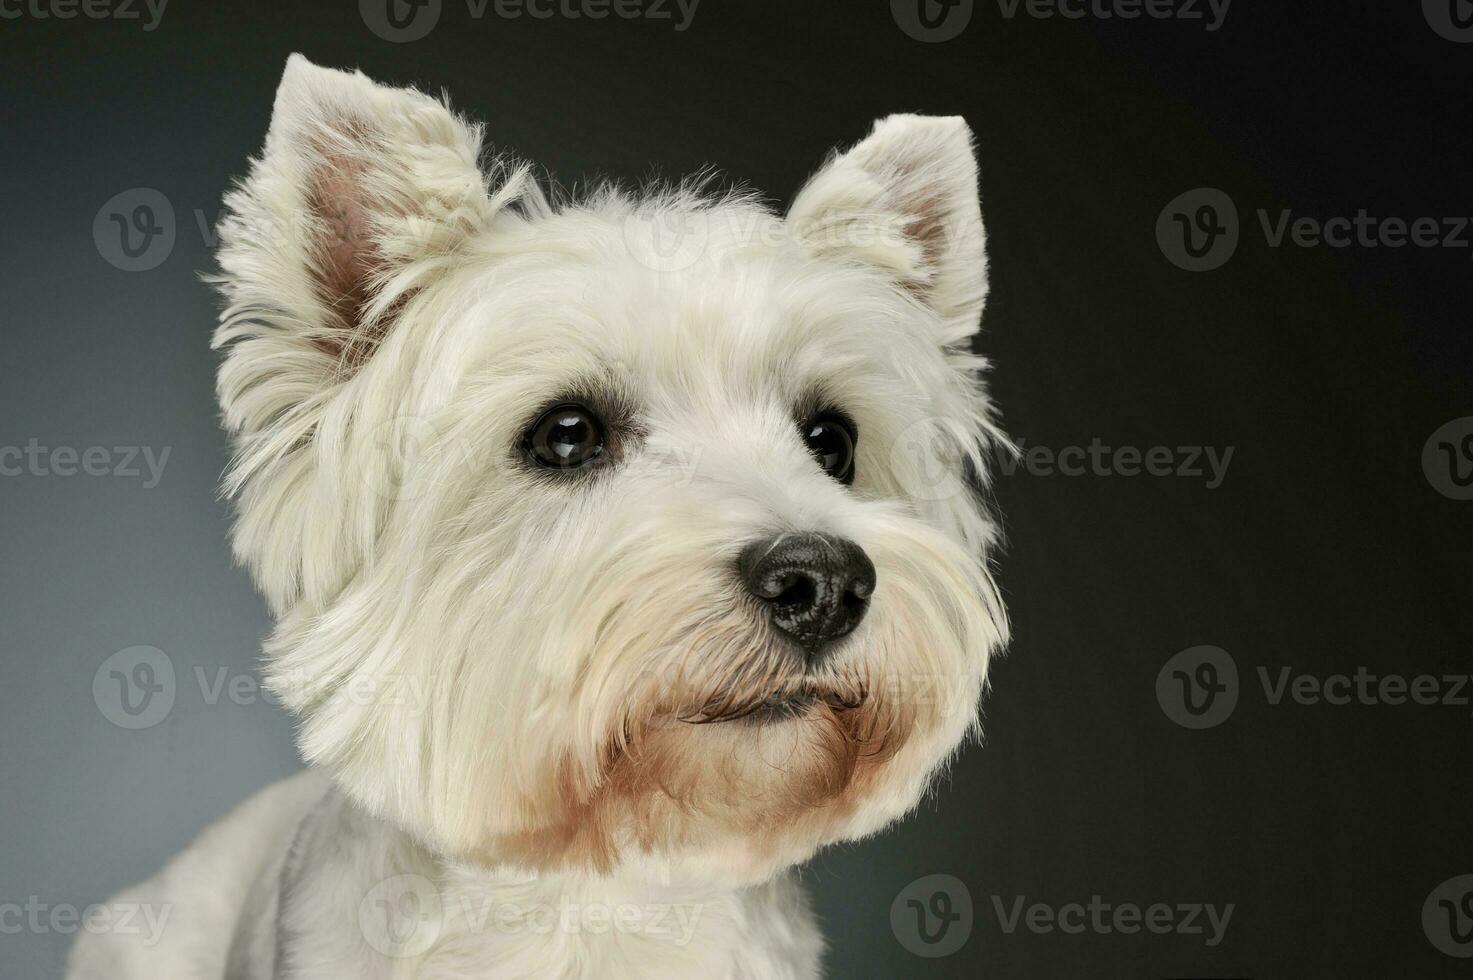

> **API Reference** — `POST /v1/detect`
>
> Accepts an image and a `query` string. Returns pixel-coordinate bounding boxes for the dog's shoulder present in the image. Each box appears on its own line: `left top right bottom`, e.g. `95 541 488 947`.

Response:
65 770 329 980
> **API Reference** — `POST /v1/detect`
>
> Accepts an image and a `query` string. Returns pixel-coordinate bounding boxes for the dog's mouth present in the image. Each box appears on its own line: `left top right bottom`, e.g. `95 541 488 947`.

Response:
678 685 868 725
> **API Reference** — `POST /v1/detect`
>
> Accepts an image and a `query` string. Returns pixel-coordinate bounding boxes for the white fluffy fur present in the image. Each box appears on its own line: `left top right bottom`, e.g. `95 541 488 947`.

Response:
69 55 1008 979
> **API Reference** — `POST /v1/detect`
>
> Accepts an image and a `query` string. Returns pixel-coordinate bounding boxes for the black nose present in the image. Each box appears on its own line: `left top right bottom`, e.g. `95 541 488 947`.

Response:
739 533 876 656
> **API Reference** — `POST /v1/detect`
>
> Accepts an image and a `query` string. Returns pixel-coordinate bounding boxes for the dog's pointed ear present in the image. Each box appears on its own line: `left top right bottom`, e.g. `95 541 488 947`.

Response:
214 54 497 375
212 56 530 613
787 114 987 346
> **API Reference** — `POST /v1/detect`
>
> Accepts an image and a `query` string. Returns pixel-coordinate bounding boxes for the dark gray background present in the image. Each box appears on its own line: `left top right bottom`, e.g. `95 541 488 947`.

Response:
3 1 1472 977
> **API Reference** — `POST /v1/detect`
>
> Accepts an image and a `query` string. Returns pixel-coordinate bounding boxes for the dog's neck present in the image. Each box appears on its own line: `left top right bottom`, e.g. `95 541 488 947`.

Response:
265 782 823 979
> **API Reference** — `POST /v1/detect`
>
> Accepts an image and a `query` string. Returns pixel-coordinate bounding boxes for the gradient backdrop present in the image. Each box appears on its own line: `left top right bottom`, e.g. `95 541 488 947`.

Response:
3 1 1472 977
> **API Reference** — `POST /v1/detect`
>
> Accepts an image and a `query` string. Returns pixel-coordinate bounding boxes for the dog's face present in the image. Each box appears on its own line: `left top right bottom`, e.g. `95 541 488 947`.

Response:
215 55 1007 883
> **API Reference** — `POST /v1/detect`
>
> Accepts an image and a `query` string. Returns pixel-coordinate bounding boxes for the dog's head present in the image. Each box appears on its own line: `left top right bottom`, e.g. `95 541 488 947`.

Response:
214 55 1008 883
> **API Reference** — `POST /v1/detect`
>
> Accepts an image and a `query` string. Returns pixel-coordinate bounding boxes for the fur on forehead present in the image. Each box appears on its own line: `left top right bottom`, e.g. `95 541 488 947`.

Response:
431 220 970 429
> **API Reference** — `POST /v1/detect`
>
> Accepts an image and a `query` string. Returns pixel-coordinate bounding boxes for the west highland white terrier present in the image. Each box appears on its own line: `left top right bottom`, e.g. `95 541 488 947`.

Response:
69 54 1009 979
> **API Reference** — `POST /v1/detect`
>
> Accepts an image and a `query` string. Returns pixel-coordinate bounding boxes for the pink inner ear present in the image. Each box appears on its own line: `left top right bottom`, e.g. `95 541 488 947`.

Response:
303 140 390 368
902 193 949 279
886 159 954 292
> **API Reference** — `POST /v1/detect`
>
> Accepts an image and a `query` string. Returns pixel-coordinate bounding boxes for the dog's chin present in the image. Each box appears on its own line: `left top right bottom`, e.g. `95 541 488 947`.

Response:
469 661 920 883
646 683 915 883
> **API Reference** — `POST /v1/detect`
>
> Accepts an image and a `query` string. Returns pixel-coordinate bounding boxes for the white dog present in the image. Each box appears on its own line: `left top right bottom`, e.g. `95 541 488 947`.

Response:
68 55 1009 979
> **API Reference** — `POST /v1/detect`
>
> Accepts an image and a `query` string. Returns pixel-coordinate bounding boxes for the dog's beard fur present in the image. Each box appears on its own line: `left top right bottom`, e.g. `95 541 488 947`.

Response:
217 55 1009 886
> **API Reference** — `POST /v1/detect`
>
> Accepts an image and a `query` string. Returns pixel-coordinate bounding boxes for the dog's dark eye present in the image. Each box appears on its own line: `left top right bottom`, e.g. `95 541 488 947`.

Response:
524 403 606 471
802 413 856 485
